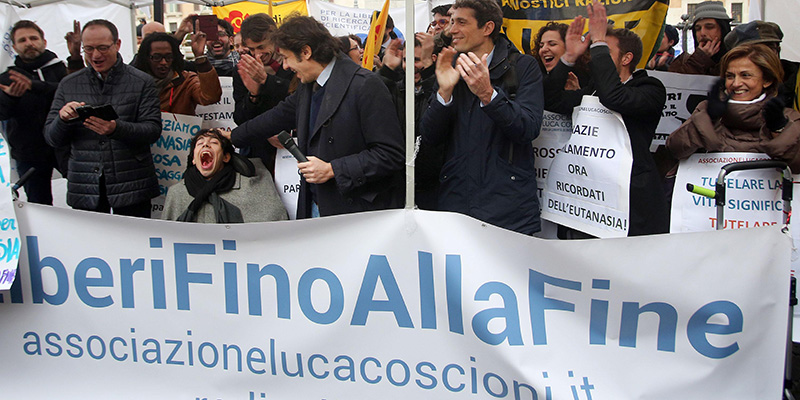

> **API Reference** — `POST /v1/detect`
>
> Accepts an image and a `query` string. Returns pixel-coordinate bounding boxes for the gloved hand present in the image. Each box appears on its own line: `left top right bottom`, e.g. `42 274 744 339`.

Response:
706 79 729 120
764 96 789 132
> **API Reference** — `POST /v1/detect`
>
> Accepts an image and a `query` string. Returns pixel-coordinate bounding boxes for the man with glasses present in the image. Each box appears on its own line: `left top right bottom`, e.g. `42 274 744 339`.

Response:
133 31 221 115
429 4 452 35
45 19 161 218
181 17 240 77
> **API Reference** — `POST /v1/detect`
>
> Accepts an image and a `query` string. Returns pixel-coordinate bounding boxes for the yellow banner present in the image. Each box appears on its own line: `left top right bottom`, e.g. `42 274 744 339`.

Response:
502 0 669 69
213 0 308 32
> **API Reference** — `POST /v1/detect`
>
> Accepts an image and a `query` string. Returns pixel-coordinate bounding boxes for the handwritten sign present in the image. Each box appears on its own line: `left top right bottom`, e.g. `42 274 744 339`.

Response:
150 113 203 219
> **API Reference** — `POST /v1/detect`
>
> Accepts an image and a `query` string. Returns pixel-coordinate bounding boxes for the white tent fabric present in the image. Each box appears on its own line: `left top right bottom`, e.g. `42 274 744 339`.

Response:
1 0 136 63
754 0 799 62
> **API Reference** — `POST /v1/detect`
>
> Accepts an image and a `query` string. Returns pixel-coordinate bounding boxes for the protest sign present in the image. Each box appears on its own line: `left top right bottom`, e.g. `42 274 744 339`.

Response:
273 147 301 220
0 136 19 290
0 206 791 399
532 111 571 239
150 113 203 219
541 96 633 238
196 77 236 132
649 71 718 150
670 152 800 340
307 0 430 38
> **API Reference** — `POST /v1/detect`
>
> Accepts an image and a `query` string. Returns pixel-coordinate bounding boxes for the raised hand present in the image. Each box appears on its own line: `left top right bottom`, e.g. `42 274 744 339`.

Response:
435 46 461 103
455 52 492 105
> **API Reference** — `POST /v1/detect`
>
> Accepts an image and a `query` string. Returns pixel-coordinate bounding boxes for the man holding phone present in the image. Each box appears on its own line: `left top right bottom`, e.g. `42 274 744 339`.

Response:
45 19 161 218
179 15 240 77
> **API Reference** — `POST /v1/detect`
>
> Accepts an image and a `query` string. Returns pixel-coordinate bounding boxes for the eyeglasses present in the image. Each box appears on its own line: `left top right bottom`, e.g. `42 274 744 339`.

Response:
349 46 361 52
217 31 229 37
149 54 174 63
82 44 115 54
429 18 449 27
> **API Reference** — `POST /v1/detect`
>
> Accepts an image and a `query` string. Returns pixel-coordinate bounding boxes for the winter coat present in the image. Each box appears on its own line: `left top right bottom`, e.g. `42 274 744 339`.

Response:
419 35 545 235
44 57 162 210
0 50 66 162
666 96 800 172
162 158 289 223
159 63 222 115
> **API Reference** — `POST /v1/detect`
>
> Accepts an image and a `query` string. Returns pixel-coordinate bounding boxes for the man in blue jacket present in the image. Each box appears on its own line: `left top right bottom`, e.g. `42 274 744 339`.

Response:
228 16 404 219
419 0 544 234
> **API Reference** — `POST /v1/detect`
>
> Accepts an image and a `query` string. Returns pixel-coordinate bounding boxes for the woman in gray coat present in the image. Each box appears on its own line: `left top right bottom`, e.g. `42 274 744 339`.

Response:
162 128 288 223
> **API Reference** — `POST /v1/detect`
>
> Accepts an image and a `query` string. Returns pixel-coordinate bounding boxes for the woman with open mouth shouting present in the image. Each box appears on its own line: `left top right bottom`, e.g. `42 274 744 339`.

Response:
162 128 288 223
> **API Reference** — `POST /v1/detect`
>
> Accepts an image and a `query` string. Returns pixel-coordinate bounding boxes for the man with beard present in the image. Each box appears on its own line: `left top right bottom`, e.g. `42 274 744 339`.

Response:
669 1 732 76
134 32 221 115
0 20 68 205
233 13 294 174
181 17 240 77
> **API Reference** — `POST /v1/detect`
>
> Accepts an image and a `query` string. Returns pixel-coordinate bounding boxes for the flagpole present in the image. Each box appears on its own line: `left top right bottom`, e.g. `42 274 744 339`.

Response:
404 0 415 210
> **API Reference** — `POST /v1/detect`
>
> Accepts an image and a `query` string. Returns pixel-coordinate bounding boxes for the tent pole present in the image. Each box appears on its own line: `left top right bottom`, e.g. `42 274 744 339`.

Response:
153 0 164 23
404 0 415 210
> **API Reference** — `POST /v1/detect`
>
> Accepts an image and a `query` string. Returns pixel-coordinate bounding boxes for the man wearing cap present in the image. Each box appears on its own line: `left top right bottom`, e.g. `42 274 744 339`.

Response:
647 24 678 71
725 20 799 112
669 0 732 76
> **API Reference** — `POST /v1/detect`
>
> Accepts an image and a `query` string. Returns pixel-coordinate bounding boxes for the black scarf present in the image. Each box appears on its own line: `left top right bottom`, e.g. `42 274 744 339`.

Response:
177 163 244 223
14 49 58 72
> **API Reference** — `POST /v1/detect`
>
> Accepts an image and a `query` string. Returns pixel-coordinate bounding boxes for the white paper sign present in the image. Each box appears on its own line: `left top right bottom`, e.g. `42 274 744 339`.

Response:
0 4 20 71
532 111 571 239
273 147 301 220
195 77 236 132
307 0 430 38
649 71 719 151
150 113 203 219
541 96 633 238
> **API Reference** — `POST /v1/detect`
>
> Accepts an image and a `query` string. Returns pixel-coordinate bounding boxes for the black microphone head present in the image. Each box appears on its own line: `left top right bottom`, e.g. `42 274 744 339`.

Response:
277 131 294 148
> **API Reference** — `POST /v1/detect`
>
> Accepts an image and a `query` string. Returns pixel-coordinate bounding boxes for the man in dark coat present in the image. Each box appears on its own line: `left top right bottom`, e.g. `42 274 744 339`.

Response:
45 19 161 218
419 0 544 235
0 20 67 205
544 2 669 236
228 16 404 219
233 13 294 175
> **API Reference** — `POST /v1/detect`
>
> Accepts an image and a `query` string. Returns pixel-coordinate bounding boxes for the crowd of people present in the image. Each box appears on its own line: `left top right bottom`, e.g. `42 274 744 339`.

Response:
1 0 798 238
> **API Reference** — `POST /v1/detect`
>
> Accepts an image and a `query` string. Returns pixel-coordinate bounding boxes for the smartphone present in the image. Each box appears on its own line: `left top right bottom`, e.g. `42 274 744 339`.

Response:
75 104 119 121
196 15 219 42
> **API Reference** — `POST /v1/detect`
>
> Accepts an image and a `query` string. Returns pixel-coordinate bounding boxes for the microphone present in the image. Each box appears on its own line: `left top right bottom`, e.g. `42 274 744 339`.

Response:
277 131 308 163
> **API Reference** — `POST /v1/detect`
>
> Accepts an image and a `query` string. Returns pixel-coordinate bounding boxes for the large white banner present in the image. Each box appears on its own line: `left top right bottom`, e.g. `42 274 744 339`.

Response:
151 113 203 219
541 96 633 238
649 71 719 151
532 111 571 239
307 0 430 38
0 136 19 290
0 205 791 399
